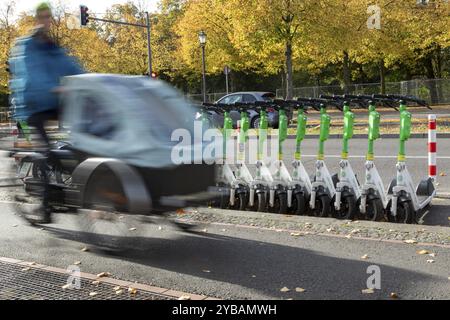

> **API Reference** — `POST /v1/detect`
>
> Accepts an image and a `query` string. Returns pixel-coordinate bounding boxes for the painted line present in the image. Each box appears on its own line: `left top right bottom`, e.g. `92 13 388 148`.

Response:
0 256 219 300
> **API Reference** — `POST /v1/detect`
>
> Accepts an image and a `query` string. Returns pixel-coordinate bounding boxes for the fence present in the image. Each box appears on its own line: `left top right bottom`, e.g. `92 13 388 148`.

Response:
276 79 450 105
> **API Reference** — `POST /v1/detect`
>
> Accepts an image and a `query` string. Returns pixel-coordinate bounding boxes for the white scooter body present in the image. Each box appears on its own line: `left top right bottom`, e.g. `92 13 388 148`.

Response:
334 159 361 211
310 160 336 209
249 160 278 207
359 160 390 213
217 163 242 206
390 162 436 216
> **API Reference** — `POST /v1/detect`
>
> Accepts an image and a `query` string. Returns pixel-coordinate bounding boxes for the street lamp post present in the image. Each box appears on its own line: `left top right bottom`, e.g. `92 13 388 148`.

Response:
199 31 207 103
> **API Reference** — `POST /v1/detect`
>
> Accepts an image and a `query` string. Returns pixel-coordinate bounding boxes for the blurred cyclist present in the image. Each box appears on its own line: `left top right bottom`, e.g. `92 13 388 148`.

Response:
9 2 84 223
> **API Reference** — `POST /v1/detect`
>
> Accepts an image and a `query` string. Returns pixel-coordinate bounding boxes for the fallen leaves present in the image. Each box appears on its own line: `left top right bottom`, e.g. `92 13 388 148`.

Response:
326 227 335 233
361 254 369 260
12 224 18 227
89 292 98 297
362 288 375 294
295 288 306 293
128 287 137 295
128 227 137 231
280 287 290 292
390 292 399 299
178 295 191 300
426 259 435 264
439 172 447 177
81 247 89 252
176 209 186 215
115 289 123 295
417 250 429 255
21 267 31 272
202 270 211 273
404 239 418 244
290 232 302 237
92 280 101 286
96 272 111 278
61 284 73 290
73 261 81 266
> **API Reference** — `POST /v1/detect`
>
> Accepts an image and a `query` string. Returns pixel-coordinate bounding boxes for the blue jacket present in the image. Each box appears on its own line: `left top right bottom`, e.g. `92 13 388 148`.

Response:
9 32 84 120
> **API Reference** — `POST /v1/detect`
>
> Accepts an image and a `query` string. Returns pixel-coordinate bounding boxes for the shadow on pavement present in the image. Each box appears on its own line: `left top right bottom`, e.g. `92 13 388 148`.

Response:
41 224 448 300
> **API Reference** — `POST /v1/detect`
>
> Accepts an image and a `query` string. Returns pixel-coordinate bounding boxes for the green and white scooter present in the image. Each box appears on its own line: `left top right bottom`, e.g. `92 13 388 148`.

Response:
209 104 249 210
388 100 436 223
271 100 312 215
333 101 361 219
309 104 336 217
358 101 392 221
242 102 288 213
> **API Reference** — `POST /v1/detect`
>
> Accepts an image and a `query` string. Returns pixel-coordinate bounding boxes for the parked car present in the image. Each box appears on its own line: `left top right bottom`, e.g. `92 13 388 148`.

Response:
204 92 280 129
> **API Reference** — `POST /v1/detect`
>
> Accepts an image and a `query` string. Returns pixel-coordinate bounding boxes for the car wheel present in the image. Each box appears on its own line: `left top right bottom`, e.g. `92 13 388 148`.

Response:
251 116 260 129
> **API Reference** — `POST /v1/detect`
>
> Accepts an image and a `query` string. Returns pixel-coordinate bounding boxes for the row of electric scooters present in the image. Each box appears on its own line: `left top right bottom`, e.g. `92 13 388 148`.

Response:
200 94 436 224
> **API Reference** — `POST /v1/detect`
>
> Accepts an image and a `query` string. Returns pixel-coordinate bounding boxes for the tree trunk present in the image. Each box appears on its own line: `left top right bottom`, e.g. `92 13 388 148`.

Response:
379 59 386 94
342 51 351 94
285 41 293 100
424 54 438 104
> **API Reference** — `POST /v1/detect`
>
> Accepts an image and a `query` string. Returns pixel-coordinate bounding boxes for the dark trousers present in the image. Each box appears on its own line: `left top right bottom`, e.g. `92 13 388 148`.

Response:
27 110 58 145
27 110 59 213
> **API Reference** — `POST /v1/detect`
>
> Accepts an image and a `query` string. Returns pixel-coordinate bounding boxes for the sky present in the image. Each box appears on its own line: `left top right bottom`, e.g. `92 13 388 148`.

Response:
1 0 159 19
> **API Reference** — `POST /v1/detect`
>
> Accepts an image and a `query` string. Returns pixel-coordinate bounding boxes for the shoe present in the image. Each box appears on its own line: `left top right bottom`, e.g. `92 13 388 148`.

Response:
21 206 53 225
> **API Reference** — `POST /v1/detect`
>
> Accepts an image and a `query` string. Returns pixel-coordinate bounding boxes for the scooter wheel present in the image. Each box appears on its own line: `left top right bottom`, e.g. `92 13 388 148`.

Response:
334 191 357 220
388 199 414 224
291 193 307 215
313 194 331 218
365 198 384 221
256 192 267 212
230 193 247 211
269 193 288 214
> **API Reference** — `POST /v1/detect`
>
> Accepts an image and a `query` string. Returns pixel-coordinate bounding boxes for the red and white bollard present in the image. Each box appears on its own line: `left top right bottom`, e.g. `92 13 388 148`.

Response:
428 115 437 181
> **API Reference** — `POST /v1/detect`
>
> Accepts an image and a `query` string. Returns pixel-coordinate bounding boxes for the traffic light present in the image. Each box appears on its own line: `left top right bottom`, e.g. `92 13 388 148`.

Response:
80 5 89 26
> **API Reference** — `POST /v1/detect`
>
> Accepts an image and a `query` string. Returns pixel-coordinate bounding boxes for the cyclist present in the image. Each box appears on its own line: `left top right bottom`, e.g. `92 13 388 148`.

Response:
9 2 84 223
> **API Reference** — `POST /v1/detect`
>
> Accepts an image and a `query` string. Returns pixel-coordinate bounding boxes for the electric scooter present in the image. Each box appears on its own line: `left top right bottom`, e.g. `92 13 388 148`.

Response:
244 102 288 213
358 100 392 221
333 100 361 220
308 103 336 217
202 103 249 210
388 100 436 224
271 100 313 215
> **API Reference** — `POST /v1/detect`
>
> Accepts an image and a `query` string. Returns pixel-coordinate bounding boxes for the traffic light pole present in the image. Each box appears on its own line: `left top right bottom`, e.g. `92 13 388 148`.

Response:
84 13 153 77
146 12 153 77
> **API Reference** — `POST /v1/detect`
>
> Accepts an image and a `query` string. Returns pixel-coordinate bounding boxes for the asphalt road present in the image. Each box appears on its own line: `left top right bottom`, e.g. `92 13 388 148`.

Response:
0 206 449 300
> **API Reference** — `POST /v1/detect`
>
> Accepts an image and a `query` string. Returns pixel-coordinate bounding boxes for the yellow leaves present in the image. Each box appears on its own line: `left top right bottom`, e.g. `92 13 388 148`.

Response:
96 272 111 278
417 250 429 255
362 288 375 294
390 292 399 299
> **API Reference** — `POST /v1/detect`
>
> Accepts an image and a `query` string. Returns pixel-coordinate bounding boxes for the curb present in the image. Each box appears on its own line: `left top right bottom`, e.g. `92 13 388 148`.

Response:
0 256 220 300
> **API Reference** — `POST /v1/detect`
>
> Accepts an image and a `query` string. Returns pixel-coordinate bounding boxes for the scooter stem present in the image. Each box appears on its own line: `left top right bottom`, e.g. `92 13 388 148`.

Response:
367 103 380 160
398 102 411 162
318 106 330 160
295 108 307 160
